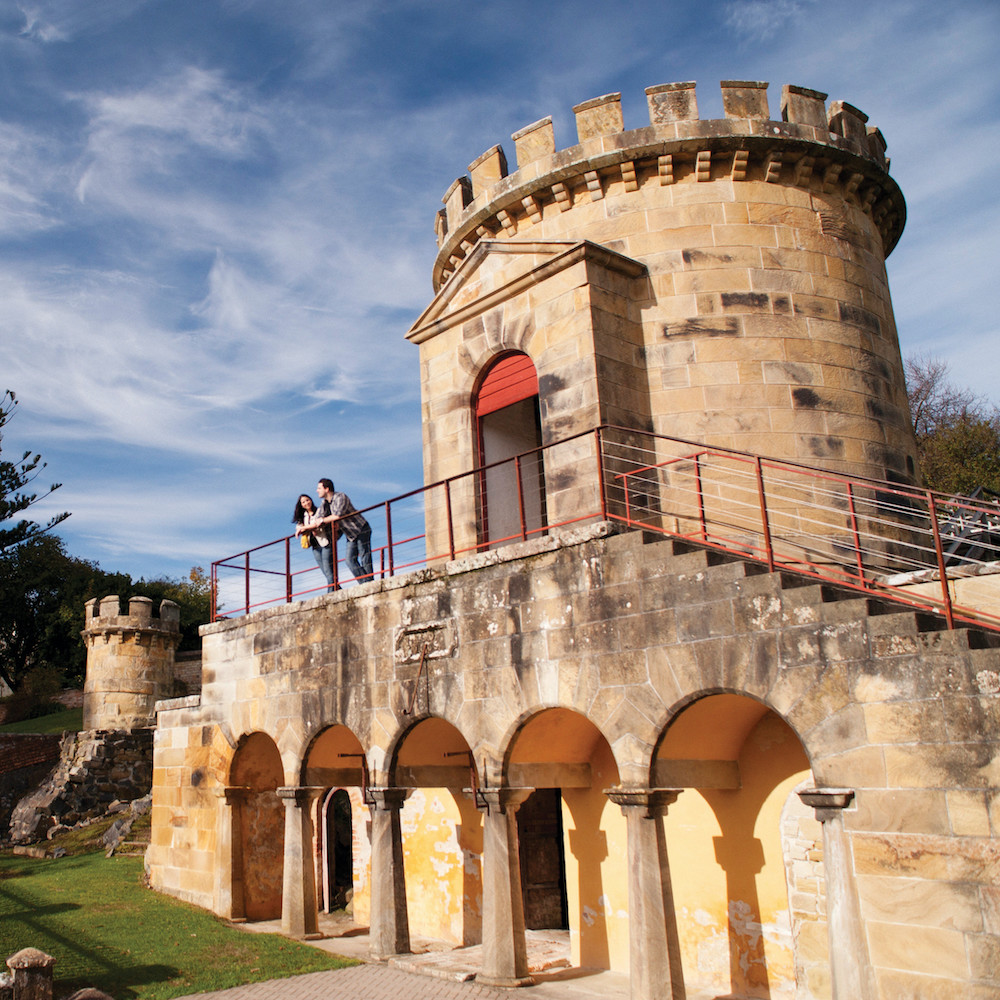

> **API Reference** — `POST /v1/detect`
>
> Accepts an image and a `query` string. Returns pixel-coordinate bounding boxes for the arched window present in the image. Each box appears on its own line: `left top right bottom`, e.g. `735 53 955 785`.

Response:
474 352 546 549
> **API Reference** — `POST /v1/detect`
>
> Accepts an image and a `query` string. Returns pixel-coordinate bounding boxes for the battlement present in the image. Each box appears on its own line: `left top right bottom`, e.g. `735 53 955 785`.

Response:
433 80 903 289
83 595 181 634
82 596 182 731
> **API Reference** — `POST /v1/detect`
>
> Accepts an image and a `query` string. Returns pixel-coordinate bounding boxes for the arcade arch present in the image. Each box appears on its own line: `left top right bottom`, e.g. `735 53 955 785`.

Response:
392 717 484 945
229 731 284 921
654 694 816 1000
302 725 368 918
505 708 625 972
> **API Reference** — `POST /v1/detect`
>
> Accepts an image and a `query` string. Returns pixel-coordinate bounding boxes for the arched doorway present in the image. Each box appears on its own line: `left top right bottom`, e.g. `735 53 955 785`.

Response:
474 352 546 549
302 725 368 923
653 694 815 999
322 788 354 911
392 717 483 946
505 708 624 971
229 732 284 921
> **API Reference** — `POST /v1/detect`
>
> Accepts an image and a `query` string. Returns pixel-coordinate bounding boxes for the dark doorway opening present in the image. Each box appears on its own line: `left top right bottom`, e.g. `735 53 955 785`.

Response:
322 788 353 912
517 787 569 930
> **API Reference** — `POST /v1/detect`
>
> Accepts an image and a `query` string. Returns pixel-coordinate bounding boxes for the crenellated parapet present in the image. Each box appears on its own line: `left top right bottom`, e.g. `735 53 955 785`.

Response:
432 80 903 290
82 596 182 731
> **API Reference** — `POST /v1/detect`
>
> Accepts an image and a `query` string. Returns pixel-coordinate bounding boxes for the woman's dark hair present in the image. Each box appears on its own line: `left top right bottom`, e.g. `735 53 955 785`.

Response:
292 494 314 524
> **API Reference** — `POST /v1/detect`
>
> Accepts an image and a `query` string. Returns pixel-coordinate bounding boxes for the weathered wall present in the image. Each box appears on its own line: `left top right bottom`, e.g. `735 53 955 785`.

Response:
410 81 918 499
148 522 1000 997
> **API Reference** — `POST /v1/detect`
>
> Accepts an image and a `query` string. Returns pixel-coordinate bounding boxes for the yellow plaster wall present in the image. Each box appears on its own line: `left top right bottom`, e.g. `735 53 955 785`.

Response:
663 710 810 999
399 787 484 945
561 739 629 972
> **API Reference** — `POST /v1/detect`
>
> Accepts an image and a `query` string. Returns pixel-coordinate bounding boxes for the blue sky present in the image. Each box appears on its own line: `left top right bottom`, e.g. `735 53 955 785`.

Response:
1 0 997 582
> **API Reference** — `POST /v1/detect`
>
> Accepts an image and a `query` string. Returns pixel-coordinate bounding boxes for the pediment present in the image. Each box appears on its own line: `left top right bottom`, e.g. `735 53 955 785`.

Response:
407 239 645 344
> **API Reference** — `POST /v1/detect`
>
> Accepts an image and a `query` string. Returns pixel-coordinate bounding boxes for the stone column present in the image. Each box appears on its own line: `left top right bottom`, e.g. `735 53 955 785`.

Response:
215 786 248 920
368 787 411 960
606 788 686 1000
476 787 534 988
277 786 324 939
798 787 874 1000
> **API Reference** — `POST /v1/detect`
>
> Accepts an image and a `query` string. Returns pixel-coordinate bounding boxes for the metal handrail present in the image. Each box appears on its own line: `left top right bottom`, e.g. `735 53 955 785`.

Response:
211 425 1000 633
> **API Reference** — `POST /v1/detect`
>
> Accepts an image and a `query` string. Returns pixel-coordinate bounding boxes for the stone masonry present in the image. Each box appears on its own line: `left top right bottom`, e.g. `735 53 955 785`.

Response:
142 80 1000 1000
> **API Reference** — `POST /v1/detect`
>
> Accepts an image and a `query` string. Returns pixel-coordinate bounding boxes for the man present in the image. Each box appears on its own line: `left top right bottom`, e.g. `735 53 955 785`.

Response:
315 478 373 584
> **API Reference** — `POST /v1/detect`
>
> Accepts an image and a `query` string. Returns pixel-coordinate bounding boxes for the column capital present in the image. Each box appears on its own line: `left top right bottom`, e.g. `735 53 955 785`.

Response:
219 785 250 804
798 787 855 822
475 786 533 815
276 785 326 806
367 786 411 811
605 786 682 817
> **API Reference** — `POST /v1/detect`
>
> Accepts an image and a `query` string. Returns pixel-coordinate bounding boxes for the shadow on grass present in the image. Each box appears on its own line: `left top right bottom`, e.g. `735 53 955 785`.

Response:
58 964 183 999
0 873 180 997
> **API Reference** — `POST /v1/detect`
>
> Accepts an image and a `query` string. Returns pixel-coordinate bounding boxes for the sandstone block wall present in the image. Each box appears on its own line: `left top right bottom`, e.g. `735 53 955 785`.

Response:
149 525 1000 997
82 596 181 731
409 81 918 503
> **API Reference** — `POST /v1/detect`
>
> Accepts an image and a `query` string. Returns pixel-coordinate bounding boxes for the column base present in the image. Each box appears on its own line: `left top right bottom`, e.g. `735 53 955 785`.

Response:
476 974 535 988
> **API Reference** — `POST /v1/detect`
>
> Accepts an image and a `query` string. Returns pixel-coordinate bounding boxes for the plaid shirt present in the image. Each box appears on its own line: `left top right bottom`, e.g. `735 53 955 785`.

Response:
319 492 369 541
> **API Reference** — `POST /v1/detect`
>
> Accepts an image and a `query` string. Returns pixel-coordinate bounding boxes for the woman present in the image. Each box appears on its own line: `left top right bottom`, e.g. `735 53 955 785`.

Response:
293 493 335 592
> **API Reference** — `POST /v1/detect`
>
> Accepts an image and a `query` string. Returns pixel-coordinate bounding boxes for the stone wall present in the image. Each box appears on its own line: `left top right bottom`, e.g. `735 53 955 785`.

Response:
0 736 62 844
149 523 1000 998
9 729 153 843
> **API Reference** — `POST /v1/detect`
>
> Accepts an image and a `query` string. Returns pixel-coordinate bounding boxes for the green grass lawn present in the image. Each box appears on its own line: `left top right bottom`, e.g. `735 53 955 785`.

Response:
0 850 355 999
0 707 84 734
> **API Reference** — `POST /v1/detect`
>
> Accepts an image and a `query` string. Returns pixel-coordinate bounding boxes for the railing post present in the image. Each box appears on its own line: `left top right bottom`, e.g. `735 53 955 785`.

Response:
244 551 251 616
695 454 706 541
595 427 608 520
445 480 456 561
331 528 340 590
846 482 866 585
755 457 775 572
515 455 527 541
285 537 292 603
385 500 394 578
211 562 219 621
927 492 955 629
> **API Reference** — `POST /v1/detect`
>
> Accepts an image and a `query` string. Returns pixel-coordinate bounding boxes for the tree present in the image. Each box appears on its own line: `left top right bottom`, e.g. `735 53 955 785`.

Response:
0 534 130 694
129 566 212 652
0 390 69 551
905 356 1000 497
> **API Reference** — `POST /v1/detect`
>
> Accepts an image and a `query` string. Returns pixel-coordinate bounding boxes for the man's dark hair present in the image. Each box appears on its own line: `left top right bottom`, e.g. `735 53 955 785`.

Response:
319 478 334 491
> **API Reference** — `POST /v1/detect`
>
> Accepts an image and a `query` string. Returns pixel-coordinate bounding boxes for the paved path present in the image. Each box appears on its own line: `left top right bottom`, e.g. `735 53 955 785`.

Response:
173 964 515 1000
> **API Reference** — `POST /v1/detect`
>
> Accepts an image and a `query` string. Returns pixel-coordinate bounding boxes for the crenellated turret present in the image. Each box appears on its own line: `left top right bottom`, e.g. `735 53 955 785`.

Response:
82 596 181 731
432 80 901 290
409 79 918 534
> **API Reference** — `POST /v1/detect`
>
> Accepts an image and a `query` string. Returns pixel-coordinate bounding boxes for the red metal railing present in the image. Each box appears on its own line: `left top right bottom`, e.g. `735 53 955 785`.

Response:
211 426 1000 632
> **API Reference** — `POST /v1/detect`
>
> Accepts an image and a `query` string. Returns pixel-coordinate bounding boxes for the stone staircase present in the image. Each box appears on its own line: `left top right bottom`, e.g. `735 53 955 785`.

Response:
652 532 1000 651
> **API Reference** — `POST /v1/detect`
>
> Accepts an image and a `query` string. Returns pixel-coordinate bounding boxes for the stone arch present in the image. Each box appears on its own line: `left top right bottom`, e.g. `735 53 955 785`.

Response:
504 707 626 972
229 731 284 921
301 725 369 923
653 692 814 1000
391 715 483 946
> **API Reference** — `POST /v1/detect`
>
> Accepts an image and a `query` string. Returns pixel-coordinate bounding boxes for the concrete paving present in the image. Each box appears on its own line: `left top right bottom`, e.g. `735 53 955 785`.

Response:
171 915 723 1000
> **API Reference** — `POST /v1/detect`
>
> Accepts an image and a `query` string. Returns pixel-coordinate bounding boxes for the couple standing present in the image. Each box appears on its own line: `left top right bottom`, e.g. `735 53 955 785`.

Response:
294 479 373 591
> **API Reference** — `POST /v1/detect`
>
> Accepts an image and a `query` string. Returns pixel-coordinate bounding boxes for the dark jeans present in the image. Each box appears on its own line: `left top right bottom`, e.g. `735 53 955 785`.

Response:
346 526 373 582
313 542 336 592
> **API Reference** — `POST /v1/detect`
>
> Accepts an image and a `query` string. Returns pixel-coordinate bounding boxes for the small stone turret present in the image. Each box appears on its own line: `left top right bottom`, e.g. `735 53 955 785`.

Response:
81 596 181 731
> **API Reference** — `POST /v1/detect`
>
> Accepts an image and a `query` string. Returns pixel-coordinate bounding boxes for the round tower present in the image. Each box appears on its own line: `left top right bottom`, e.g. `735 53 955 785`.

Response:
82 595 181 731
408 80 918 533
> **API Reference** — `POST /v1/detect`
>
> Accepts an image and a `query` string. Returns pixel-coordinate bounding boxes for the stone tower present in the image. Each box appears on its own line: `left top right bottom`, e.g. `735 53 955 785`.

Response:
81 595 181 731
408 81 918 554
